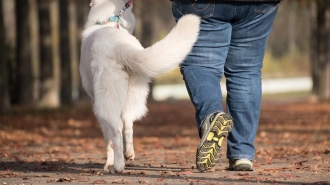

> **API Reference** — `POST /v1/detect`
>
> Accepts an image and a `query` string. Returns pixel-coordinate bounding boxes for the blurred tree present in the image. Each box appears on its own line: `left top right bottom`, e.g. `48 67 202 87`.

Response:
59 0 72 105
288 0 297 54
38 0 59 107
133 0 153 48
76 0 89 39
77 0 90 101
0 0 10 112
15 0 34 105
310 0 330 101
68 0 82 102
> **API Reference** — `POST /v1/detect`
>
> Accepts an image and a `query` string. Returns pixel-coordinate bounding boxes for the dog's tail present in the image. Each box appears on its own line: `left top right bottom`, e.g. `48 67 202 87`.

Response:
120 14 200 78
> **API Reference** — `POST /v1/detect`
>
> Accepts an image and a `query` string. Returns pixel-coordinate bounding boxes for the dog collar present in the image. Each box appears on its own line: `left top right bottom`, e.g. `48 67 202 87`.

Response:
96 15 121 28
94 0 133 29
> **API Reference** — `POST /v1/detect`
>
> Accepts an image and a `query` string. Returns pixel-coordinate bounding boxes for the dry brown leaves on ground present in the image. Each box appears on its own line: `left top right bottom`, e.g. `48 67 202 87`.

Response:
0 101 330 184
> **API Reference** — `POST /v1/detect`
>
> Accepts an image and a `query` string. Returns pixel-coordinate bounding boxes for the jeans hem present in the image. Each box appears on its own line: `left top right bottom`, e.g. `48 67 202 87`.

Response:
227 155 255 161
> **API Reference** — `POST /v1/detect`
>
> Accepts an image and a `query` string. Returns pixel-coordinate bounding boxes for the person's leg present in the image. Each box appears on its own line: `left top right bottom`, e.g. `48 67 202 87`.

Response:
224 2 279 169
172 0 235 172
172 0 231 127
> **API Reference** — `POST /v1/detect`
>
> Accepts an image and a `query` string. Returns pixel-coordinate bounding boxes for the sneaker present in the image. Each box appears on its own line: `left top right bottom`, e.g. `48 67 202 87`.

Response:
196 112 233 172
228 159 253 171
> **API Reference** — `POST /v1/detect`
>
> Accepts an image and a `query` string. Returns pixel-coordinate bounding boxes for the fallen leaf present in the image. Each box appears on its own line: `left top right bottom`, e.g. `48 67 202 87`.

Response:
161 170 176 176
93 179 107 184
56 177 71 182
112 179 131 184
279 173 298 179
157 178 164 182
138 180 151 184
177 170 193 175
237 173 250 176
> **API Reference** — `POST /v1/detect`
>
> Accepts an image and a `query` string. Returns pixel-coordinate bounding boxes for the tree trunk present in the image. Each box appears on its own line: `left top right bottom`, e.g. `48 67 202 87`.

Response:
310 1 318 96
133 0 153 48
77 0 90 101
311 0 330 101
38 0 59 107
68 0 79 102
49 0 61 107
327 1 330 100
0 0 10 112
59 0 72 105
288 0 297 54
15 0 34 105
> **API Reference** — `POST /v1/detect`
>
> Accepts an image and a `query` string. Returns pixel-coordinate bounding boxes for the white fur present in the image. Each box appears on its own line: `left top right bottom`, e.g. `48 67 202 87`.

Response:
80 0 200 173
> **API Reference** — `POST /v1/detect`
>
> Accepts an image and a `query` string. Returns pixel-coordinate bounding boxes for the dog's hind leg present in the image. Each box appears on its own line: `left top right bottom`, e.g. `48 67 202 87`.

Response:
98 122 114 171
122 117 135 161
122 74 150 161
97 117 124 173
92 66 129 173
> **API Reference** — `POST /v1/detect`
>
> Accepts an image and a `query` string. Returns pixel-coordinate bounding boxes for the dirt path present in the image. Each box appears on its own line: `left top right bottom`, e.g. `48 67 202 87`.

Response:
1 101 330 184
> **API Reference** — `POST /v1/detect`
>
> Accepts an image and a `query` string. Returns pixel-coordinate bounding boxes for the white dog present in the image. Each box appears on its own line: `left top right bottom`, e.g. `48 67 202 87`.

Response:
80 0 200 173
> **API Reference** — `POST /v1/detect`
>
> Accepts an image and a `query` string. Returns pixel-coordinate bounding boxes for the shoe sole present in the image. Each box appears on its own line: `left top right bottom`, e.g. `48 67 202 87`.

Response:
196 113 233 172
231 165 253 171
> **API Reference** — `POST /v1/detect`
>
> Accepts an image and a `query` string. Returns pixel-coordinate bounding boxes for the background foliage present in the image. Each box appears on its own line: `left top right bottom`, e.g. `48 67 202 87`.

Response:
0 0 329 112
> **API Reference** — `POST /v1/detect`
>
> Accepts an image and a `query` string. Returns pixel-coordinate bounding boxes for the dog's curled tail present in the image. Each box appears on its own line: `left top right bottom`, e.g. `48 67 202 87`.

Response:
123 14 200 78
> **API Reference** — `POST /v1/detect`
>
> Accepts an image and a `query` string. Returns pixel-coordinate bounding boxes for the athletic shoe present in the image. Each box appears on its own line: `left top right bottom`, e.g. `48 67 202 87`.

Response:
196 112 233 172
228 159 253 171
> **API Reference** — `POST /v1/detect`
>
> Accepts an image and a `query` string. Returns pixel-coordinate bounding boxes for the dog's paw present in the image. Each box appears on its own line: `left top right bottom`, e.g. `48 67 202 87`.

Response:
109 165 125 174
124 147 135 161
110 166 116 174
104 163 112 172
124 154 135 161
105 165 124 174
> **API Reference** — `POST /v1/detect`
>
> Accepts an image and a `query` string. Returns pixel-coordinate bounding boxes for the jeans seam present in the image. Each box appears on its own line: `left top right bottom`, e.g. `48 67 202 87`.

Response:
254 2 279 13
179 0 215 18
233 2 237 18
187 0 211 12
178 0 183 16
227 155 255 161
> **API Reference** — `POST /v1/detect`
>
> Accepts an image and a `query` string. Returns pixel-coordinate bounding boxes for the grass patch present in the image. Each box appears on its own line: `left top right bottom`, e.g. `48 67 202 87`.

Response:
262 91 311 101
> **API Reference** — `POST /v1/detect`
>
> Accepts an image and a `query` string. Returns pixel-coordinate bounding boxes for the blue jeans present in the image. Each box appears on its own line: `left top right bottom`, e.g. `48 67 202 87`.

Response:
172 0 279 161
